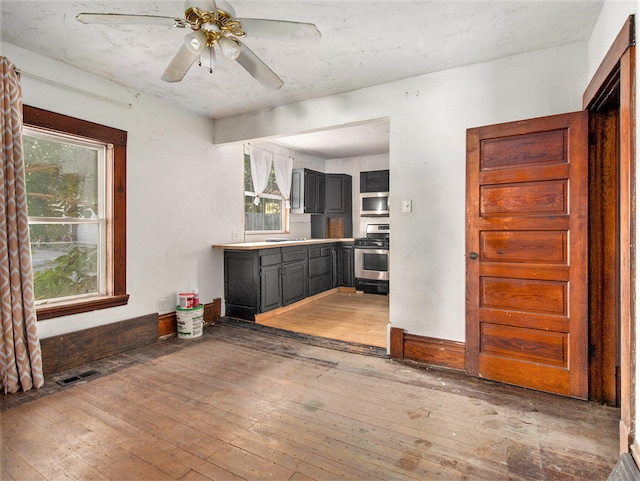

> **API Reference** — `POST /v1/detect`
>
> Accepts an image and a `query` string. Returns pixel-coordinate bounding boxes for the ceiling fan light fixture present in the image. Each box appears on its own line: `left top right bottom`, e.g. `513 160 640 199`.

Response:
201 21 220 33
218 35 241 60
184 29 207 54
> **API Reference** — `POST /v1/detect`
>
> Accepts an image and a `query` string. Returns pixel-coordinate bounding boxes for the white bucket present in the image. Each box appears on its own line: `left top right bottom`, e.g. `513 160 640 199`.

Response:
176 305 204 339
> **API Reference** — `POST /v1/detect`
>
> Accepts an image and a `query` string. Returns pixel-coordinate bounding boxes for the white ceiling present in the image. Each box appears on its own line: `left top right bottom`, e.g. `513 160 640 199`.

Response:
269 120 391 159
1 0 603 158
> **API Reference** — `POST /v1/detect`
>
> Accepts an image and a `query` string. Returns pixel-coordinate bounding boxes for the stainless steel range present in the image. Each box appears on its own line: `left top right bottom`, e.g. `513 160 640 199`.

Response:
354 223 389 294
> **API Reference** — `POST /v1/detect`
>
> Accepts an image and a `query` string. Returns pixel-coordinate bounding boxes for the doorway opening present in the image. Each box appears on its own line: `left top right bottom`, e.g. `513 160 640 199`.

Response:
588 86 621 406
248 119 391 349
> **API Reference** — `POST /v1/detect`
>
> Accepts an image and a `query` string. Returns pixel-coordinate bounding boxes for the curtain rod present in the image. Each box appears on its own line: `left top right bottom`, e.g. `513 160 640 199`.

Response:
245 143 294 160
15 68 133 109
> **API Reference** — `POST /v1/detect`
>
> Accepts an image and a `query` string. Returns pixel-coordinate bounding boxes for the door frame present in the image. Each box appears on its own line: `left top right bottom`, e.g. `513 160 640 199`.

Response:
583 15 635 456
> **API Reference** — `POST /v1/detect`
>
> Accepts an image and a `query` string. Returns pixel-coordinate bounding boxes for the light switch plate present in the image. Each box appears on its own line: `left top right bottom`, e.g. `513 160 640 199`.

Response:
402 200 412 213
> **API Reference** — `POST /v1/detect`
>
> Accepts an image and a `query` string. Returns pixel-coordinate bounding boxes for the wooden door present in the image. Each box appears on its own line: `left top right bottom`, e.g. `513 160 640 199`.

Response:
466 111 589 399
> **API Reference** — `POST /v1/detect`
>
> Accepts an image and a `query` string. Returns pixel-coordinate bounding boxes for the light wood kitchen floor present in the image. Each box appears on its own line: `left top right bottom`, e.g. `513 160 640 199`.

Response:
2 322 619 480
256 290 389 348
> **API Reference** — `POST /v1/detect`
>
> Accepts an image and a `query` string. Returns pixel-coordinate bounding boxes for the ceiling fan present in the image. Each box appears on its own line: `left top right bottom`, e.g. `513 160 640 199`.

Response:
75 0 321 90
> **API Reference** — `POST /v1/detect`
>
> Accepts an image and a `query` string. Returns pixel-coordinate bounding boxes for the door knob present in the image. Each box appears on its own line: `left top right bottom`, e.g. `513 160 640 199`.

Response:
469 252 479 260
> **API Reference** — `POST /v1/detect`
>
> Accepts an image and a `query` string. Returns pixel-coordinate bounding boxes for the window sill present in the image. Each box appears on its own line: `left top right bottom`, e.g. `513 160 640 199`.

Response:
36 294 130 321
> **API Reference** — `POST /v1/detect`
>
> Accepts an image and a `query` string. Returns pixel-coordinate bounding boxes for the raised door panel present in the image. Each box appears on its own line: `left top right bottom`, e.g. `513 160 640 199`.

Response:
290 169 303 213
260 263 281 313
308 256 332 278
325 174 346 214
282 261 306 306
304 170 325 214
338 245 354 287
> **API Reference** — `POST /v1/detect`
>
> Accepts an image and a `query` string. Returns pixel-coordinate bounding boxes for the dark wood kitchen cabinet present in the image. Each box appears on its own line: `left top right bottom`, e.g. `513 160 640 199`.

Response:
258 250 282 312
360 169 389 193
224 250 260 320
325 174 351 214
280 246 307 306
291 168 325 214
259 246 307 312
337 242 355 288
224 242 343 321
310 174 353 239
308 244 336 296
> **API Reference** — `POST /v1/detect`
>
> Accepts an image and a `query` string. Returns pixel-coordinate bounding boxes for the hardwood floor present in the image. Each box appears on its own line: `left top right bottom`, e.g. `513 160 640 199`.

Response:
2 321 619 480
257 290 389 348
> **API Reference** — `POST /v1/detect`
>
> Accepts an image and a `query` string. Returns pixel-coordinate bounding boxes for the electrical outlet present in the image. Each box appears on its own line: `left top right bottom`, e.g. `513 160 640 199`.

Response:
158 297 168 312
232 231 240 241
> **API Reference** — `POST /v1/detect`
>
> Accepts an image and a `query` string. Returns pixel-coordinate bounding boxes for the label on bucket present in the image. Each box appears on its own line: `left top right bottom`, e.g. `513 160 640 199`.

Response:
177 306 204 339
179 293 195 309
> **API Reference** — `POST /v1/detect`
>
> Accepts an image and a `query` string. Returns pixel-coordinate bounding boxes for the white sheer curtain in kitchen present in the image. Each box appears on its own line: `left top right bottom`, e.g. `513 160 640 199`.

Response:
273 155 293 209
248 144 272 205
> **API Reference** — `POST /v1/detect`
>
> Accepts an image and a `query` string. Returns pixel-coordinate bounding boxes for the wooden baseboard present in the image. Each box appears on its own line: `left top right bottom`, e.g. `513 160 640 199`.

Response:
40 299 223 374
158 298 221 338
389 327 465 371
389 327 404 359
338 286 357 293
41 313 158 375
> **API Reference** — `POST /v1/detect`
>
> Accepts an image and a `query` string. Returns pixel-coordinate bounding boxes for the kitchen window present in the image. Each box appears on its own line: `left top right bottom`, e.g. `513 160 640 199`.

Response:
23 106 128 320
243 154 286 232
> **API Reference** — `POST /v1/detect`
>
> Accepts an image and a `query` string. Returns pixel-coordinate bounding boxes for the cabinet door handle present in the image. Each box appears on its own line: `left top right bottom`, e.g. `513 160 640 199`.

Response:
469 252 479 260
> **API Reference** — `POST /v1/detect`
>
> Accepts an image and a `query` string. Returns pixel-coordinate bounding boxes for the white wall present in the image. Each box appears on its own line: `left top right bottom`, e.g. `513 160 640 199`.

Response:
587 0 638 80
213 41 587 342
5 43 236 339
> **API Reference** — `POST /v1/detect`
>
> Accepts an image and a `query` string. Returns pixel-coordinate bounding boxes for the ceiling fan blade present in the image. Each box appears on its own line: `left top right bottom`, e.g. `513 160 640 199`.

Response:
234 41 284 90
237 18 321 42
161 45 199 82
76 13 185 27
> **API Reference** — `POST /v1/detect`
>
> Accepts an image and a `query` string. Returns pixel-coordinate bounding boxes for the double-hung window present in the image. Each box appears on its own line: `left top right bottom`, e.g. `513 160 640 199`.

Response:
243 153 286 232
23 106 128 319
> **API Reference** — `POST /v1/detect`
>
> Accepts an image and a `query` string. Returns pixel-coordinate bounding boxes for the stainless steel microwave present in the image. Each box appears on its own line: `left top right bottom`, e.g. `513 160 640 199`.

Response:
360 192 389 217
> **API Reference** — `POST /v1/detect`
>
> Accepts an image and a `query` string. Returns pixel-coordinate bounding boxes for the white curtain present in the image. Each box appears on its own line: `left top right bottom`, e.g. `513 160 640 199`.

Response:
248 145 272 205
273 155 293 209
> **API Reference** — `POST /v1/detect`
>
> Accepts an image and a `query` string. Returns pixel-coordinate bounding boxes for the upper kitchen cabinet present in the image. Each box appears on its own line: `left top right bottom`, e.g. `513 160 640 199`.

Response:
291 168 325 214
310 174 353 238
360 169 389 193
325 174 352 214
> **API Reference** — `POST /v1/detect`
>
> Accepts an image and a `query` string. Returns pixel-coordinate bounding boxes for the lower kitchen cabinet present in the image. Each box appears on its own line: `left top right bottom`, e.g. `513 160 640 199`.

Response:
308 244 335 296
337 242 355 288
259 246 307 313
280 247 307 306
224 250 260 320
225 244 316 321
259 251 282 312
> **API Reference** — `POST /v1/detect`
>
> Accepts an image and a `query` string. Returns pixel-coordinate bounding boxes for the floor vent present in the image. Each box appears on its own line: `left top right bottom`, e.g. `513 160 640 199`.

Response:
56 370 99 386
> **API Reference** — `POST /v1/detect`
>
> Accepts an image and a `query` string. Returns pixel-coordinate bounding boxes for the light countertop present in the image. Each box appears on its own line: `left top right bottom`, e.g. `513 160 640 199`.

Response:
212 238 354 250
